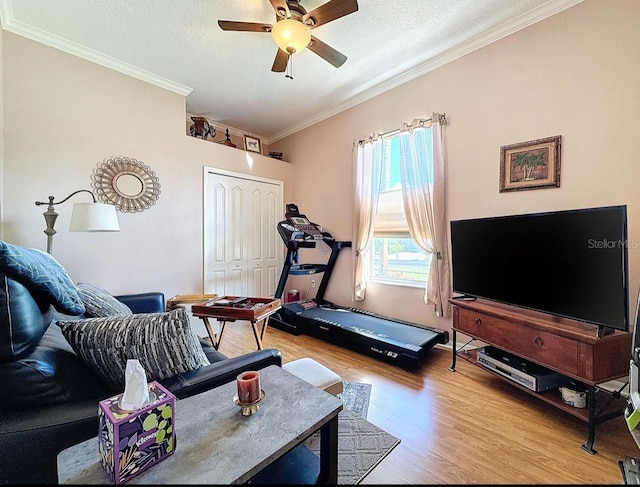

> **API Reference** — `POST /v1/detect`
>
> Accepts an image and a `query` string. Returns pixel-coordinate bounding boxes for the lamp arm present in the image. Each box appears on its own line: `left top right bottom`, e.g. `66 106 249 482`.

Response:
35 189 97 208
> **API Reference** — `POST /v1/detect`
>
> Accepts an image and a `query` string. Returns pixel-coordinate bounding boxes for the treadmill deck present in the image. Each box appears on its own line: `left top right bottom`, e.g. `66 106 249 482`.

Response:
271 301 449 368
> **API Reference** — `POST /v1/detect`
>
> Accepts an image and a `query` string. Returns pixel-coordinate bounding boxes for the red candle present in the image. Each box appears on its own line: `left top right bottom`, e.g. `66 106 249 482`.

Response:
237 371 261 404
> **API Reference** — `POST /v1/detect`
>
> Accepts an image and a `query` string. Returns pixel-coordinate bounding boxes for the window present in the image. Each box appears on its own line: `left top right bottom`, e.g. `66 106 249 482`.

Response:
354 114 449 314
369 135 432 287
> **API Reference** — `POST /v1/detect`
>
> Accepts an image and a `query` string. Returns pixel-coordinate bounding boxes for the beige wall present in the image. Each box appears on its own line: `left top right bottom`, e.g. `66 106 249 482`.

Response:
271 0 640 333
1 32 294 299
2 0 639 338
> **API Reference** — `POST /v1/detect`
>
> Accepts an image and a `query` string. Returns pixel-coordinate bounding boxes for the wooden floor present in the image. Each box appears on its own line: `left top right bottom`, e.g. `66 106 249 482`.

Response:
214 320 638 484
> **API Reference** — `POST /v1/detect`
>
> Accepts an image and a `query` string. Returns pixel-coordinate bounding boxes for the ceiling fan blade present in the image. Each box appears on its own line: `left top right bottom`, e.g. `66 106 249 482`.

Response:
218 20 272 32
272 49 289 72
308 35 347 68
303 0 358 29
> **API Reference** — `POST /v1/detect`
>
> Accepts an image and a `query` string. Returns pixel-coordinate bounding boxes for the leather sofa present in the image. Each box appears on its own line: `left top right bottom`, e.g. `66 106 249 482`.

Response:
0 250 282 484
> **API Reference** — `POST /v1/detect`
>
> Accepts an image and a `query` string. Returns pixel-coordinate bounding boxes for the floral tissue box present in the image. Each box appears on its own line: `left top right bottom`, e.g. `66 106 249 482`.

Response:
98 381 175 484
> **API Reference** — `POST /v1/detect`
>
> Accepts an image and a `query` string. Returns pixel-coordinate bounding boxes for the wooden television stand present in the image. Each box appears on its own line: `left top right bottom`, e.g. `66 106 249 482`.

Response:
449 298 632 454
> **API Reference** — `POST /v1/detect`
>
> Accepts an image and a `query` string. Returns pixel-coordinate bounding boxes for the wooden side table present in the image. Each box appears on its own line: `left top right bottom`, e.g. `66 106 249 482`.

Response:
191 296 282 351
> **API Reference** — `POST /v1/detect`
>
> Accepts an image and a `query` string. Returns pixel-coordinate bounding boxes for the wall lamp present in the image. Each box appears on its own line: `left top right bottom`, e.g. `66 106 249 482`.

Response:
35 189 120 254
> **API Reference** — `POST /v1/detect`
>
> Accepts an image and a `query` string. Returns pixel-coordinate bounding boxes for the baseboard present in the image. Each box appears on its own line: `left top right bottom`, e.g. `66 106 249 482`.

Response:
434 340 480 353
599 379 630 399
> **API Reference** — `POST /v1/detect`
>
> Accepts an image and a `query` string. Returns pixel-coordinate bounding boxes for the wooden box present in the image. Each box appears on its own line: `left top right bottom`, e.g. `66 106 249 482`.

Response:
191 296 281 321
166 293 218 310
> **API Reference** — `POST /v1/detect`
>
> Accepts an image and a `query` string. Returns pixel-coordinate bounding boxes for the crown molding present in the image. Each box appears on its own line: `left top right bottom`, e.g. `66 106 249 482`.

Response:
0 0 192 97
0 0 583 146
267 0 584 144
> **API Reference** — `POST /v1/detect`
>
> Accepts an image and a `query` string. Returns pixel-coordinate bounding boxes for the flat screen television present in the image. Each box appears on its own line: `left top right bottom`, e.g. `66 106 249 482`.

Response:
449 205 629 332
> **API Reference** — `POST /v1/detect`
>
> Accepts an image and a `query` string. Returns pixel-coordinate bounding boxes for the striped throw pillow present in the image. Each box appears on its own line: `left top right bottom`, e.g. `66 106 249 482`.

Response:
58 307 210 390
76 283 133 317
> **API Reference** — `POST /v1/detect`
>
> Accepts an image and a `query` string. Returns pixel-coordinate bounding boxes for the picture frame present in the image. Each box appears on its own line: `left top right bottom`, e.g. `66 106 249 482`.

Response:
244 135 261 154
499 135 561 192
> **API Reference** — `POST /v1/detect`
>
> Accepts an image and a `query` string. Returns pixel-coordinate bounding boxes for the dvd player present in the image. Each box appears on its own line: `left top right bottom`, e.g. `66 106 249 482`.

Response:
476 346 567 392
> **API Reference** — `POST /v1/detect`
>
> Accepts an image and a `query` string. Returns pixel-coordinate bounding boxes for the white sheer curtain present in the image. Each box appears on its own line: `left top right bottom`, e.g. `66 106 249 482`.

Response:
352 135 383 300
398 114 451 317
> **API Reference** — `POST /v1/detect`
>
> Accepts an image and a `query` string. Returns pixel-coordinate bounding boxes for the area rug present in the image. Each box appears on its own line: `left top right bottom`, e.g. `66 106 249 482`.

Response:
304 382 401 484
339 381 372 418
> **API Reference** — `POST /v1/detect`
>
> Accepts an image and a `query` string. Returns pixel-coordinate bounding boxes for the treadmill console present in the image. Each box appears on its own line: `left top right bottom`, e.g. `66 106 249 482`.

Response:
280 203 326 239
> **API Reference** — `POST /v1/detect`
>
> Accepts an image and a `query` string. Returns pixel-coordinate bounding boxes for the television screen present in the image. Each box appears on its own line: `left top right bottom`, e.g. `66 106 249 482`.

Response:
450 205 629 331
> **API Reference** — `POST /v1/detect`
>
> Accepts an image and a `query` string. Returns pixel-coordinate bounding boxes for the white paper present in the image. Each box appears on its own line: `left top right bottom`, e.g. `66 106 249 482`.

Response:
120 359 149 410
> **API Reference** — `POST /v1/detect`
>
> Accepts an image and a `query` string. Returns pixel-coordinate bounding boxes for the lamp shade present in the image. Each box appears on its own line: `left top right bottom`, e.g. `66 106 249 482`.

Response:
271 19 311 54
69 203 120 232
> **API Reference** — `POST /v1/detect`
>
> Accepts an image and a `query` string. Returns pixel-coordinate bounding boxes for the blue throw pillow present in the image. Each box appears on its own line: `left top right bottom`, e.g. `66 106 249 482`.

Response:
0 240 85 315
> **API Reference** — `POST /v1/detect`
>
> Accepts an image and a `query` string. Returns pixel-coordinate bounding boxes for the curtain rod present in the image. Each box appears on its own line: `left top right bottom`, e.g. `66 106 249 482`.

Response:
357 113 447 145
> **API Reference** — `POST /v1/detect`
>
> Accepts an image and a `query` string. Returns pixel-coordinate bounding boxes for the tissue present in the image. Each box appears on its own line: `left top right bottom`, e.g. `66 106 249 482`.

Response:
120 359 150 410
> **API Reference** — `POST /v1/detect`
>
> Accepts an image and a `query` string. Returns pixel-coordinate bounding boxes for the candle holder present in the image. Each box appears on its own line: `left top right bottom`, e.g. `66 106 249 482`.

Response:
233 390 265 416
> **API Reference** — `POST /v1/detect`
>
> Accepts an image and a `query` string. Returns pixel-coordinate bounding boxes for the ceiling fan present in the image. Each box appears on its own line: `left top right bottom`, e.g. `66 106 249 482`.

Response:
218 0 359 73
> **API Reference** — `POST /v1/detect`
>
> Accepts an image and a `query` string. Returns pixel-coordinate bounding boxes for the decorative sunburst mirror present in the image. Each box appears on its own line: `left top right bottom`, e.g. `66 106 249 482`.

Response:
91 156 161 212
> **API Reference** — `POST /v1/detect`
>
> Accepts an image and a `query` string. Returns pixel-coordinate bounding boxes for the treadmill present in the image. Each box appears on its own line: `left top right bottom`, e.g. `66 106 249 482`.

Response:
269 203 449 369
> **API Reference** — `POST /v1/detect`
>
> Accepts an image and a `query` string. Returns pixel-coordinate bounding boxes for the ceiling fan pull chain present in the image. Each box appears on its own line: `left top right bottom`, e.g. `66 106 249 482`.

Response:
285 53 293 80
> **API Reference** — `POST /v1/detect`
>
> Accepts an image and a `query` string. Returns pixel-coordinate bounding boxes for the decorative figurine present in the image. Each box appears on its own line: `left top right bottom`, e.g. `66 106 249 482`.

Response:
189 116 216 140
220 128 237 148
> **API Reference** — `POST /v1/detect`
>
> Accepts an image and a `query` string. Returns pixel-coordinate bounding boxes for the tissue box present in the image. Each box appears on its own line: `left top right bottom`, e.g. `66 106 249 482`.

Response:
98 381 176 484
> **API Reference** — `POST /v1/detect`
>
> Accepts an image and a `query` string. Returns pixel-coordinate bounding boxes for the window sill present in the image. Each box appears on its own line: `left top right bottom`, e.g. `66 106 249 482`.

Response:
369 278 425 290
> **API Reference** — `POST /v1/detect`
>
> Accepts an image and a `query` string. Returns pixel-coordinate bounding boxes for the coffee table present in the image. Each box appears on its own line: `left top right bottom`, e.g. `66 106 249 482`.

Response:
57 364 342 484
191 296 282 351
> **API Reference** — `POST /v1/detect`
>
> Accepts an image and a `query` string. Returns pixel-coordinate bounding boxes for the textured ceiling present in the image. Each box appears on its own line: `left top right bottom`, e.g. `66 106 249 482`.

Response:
0 0 581 143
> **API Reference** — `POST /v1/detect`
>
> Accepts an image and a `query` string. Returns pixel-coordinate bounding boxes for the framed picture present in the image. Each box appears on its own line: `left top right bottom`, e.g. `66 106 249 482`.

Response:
499 135 561 192
244 135 261 154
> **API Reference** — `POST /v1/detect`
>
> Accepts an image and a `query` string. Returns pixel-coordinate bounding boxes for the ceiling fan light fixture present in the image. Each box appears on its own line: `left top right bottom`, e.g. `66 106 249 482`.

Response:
271 19 311 54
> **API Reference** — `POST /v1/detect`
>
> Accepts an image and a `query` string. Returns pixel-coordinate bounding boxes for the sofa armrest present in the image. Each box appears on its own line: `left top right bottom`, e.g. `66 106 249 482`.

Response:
160 348 283 399
115 292 165 313
0 398 102 484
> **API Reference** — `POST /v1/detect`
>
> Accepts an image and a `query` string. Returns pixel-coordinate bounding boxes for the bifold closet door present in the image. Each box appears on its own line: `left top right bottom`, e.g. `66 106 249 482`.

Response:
204 167 283 298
